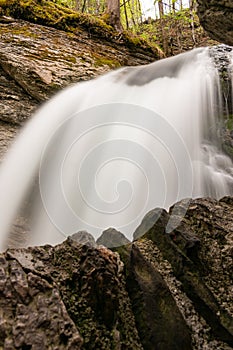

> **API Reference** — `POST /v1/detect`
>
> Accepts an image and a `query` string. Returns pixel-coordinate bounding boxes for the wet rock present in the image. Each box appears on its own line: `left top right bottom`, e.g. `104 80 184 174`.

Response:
97 228 130 248
0 17 154 127
0 253 83 349
133 207 165 240
120 244 192 350
0 121 18 160
0 197 233 349
0 239 142 349
140 197 233 348
0 15 155 163
69 231 97 247
197 0 233 46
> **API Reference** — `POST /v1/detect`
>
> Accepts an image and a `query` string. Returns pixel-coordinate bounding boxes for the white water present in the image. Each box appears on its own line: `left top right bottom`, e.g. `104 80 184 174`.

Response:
0 47 233 249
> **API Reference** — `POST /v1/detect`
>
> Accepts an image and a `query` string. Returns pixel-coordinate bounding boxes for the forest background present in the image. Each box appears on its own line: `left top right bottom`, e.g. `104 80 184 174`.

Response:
23 0 215 58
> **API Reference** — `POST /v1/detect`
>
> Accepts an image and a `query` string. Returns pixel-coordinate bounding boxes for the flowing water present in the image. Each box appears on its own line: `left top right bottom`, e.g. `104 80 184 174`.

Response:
0 46 233 250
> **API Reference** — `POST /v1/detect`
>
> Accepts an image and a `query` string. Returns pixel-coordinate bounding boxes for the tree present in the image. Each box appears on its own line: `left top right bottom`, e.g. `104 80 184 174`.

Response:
122 0 129 29
158 0 164 17
169 0 176 13
106 0 123 32
155 0 168 54
189 0 196 45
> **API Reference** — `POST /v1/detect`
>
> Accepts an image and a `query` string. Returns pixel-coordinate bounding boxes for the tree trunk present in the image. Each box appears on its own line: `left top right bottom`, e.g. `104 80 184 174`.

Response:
128 0 137 27
122 0 129 29
172 1 176 13
158 0 164 18
106 0 123 32
169 0 175 13
157 1 168 55
189 0 196 45
137 0 143 24
189 0 197 11
81 0 87 12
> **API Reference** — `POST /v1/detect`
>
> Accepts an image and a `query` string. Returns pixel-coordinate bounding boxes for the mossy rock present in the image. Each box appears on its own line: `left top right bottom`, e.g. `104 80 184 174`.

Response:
0 0 113 34
0 0 160 57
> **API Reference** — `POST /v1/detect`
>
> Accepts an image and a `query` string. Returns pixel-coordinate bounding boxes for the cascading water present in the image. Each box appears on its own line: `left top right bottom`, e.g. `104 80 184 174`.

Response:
0 46 233 250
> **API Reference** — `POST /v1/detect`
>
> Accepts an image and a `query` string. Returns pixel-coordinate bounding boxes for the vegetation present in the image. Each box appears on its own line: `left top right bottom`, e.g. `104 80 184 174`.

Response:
0 0 114 35
0 0 162 57
0 0 217 57
136 8 217 56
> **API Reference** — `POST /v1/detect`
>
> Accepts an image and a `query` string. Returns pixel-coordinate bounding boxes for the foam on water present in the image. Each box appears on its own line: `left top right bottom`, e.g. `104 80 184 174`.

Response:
0 47 232 249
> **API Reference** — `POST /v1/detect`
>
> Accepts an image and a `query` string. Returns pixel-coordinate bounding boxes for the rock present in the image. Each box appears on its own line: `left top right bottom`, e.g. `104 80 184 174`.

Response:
0 121 18 160
0 3 232 349
0 239 142 349
0 13 155 161
0 16 154 127
208 45 233 159
197 0 233 46
0 253 83 349
97 228 130 248
69 231 97 247
0 197 233 349
139 197 233 348
133 207 164 240
121 244 192 350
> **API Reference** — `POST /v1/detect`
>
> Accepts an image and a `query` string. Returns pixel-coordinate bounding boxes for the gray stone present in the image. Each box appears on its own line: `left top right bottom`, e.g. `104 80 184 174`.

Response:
69 231 96 247
197 0 233 46
97 228 130 248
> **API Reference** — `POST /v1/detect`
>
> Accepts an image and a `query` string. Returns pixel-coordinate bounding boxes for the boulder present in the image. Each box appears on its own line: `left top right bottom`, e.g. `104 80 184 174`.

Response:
97 228 130 248
0 198 232 349
197 0 233 45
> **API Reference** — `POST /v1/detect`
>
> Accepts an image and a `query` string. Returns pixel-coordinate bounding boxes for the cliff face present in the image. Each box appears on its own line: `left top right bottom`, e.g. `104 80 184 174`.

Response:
0 14 155 158
197 0 233 46
0 198 232 349
0 16 154 125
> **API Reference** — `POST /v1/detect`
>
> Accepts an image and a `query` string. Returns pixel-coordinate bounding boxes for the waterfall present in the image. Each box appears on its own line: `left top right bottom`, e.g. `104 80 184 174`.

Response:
0 46 233 250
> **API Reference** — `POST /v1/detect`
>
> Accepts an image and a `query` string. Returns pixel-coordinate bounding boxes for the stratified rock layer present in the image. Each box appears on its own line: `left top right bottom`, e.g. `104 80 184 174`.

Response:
0 16 154 127
0 15 155 160
130 197 233 349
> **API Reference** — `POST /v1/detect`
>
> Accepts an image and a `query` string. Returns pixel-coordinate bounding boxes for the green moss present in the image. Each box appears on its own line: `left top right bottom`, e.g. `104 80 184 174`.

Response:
0 24 33 36
94 56 121 68
223 144 233 158
226 114 233 131
0 0 160 58
122 31 163 57
66 55 76 63
11 27 38 39
0 0 114 35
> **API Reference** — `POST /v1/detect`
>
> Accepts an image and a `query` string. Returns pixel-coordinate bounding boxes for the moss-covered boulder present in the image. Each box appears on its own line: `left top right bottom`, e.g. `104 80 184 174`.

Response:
0 0 161 58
